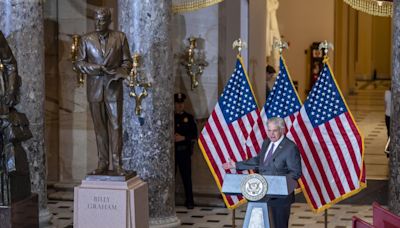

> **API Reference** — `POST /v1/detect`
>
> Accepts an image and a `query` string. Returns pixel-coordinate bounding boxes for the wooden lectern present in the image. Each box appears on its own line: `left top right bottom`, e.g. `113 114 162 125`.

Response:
222 174 297 228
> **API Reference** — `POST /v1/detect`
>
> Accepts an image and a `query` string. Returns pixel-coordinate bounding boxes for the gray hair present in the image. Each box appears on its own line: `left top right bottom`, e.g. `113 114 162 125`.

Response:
94 8 112 21
267 117 285 133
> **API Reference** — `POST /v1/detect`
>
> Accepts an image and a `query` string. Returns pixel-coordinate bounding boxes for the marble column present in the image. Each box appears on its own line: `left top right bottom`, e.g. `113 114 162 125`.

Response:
118 1 179 227
0 0 50 224
389 0 400 215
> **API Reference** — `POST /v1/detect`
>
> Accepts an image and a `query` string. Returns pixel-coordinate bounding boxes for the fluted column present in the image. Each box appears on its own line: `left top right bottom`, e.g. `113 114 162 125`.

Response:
389 0 400 215
118 1 179 227
0 0 50 224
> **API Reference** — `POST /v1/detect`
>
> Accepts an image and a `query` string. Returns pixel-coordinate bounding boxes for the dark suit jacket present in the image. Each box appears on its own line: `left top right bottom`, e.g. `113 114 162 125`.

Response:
75 31 132 102
236 137 302 206
175 111 198 154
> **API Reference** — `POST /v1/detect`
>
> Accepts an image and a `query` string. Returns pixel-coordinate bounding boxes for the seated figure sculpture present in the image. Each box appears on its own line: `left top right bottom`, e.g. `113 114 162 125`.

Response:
0 30 33 206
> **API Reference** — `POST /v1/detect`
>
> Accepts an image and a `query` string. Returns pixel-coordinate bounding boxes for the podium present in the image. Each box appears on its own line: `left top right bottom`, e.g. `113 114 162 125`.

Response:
74 175 148 228
222 174 297 228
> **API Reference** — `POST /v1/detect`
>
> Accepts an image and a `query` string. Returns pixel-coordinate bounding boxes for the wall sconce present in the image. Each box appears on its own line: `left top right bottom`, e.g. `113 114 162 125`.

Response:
71 34 85 86
181 37 208 90
128 53 152 116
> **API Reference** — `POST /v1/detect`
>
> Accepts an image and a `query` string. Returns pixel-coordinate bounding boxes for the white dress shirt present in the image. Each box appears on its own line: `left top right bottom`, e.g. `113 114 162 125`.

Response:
263 135 284 162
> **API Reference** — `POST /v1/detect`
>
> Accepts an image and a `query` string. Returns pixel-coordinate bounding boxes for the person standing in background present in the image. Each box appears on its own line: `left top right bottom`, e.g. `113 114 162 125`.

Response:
384 87 391 137
266 65 276 99
174 93 198 209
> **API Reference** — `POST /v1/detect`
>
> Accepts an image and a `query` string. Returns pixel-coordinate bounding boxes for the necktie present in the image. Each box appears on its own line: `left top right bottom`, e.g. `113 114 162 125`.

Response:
263 143 275 164
99 36 107 56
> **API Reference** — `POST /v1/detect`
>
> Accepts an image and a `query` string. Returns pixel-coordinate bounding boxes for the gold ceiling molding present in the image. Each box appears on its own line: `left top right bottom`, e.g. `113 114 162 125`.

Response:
172 0 224 13
343 0 393 17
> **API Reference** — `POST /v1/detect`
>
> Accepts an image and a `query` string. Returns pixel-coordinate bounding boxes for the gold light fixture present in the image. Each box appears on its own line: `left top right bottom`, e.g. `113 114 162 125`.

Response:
343 0 393 17
172 0 224 13
71 34 85 86
128 53 152 116
181 37 208 90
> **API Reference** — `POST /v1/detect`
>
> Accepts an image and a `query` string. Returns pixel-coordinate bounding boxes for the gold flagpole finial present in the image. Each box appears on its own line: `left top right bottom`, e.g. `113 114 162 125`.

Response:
232 38 247 56
273 39 289 55
318 40 334 62
318 40 334 54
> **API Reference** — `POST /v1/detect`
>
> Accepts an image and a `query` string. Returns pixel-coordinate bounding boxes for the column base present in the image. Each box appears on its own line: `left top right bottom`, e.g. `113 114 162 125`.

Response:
149 216 181 228
39 207 53 226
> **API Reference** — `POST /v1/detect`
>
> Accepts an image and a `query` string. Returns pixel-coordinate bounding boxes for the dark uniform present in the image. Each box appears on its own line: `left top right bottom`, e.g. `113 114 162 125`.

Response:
266 65 276 99
174 93 197 208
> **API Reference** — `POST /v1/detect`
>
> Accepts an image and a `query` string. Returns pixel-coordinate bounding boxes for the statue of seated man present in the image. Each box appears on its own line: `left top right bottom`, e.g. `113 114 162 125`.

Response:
0 30 32 206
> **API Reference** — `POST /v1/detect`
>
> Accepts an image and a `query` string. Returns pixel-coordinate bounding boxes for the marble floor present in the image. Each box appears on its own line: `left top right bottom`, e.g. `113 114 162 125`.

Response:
45 80 390 227
347 80 390 180
46 200 374 228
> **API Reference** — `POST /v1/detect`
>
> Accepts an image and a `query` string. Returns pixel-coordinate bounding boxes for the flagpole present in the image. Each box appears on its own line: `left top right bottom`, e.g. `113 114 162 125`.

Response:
232 208 236 228
319 40 334 228
230 38 246 228
318 40 334 60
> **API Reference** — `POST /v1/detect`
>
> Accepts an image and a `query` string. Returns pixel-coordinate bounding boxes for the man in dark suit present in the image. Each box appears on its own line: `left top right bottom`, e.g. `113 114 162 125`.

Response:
223 117 302 228
74 8 132 175
174 93 197 209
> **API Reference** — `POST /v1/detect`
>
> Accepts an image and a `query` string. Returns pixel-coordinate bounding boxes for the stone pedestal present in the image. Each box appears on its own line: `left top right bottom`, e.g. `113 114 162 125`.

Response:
0 194 39 228
74 176 148 228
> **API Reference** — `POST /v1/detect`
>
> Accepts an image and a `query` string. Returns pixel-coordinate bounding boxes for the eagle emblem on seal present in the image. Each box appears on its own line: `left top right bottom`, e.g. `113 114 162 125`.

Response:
240 174 268 201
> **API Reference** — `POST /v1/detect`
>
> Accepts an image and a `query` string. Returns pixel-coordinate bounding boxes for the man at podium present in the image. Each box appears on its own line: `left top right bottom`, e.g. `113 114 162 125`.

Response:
223 117 302 228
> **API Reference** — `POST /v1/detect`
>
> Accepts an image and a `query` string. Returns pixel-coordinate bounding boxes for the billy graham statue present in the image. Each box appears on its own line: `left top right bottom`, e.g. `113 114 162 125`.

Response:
74 8 133 175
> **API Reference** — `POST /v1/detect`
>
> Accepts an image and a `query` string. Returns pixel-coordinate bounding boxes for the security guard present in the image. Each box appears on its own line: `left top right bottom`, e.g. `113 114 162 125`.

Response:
174 93 197 209
266 65 276 99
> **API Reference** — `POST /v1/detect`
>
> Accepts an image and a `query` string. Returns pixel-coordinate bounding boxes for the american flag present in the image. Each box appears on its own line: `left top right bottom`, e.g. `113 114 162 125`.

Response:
199 56 259 209
245 56 301 157
286 61 365 212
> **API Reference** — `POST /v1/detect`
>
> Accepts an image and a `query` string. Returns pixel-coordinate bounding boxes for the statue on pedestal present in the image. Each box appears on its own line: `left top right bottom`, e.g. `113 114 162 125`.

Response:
74 8 133 176
0 30 32 206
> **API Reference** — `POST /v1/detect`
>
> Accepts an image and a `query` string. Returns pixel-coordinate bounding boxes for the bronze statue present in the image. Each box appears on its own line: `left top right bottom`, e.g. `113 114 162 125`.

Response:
0 30 32 206
0 31 19 111
74 8 132 176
